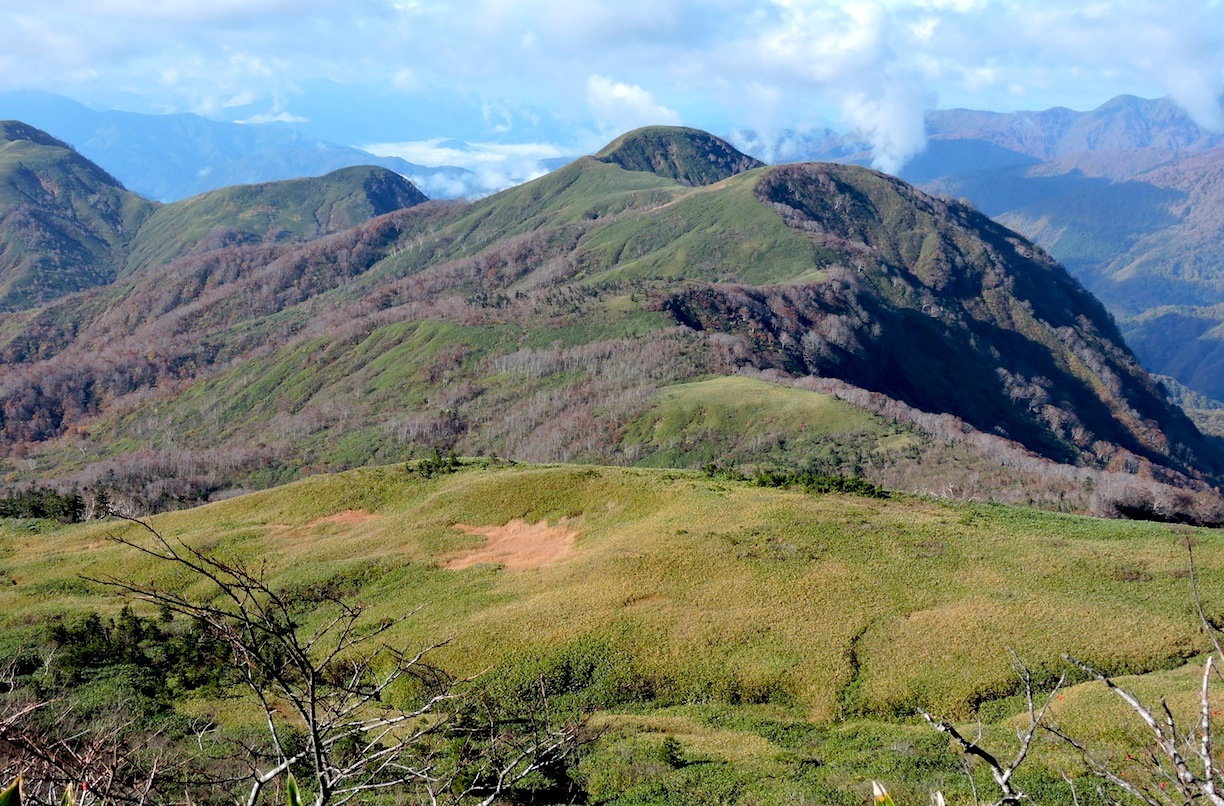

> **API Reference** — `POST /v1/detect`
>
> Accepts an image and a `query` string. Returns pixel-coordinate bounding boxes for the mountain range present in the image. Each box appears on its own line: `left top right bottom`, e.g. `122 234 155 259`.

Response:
0 120 1218 523
749 95 1224 404
0 120 426 310
0 90 479 201
10 89 1223 411
8 87 1224 806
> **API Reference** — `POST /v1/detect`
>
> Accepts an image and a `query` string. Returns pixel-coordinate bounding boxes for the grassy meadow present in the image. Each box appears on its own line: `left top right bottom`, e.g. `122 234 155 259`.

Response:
1 461 1221 803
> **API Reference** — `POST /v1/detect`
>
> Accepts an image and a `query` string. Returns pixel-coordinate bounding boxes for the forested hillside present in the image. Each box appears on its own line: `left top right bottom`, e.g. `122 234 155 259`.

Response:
767 95 1224 404
0 123 1219 523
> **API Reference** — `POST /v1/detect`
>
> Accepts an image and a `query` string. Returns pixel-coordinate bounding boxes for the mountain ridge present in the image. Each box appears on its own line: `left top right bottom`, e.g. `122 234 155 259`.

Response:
740 94 1224 404
0 121 432 307
0 123 1218 522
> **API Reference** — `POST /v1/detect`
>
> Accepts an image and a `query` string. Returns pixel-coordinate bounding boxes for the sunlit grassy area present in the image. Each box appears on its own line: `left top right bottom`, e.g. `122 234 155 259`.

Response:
1 462 1219 802
621 376 912 470
1 462 1216 714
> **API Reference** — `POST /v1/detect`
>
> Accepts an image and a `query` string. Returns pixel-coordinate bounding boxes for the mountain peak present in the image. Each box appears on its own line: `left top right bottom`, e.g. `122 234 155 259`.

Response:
0 120 73 150
594 125 764 186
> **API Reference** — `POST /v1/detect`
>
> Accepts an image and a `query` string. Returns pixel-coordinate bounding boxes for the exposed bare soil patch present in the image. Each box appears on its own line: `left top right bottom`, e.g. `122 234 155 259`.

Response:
445 518 578 570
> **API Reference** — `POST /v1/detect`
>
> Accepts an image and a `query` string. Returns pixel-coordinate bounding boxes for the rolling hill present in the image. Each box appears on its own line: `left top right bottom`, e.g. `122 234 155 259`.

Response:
2 461 1222 803
0 121 430 308
0 124 1217 523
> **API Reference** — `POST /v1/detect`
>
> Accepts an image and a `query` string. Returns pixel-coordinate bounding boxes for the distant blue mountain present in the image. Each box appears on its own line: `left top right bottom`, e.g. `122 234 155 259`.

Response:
0 91 476 201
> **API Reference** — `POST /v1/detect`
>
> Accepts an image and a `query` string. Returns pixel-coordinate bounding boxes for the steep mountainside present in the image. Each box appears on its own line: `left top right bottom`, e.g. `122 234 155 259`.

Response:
727 163 1203 469
0 121 154 309
760 95 1224 402
0 126 1218 521
0 122 430 309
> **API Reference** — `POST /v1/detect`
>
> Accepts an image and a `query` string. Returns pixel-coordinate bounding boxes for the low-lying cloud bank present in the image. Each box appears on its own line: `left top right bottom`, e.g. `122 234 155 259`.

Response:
363 139 572 199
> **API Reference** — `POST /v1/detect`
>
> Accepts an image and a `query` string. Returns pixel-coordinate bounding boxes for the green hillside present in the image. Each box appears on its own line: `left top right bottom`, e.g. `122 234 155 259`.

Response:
123 165 429 274
594 126 766 187
1 463 1219 803
0 121 154 308
0 126 1219 526
0 122 432 313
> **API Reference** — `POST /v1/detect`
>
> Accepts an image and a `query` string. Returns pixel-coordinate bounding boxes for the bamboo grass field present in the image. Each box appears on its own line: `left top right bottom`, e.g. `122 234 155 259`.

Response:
1 461 1219 802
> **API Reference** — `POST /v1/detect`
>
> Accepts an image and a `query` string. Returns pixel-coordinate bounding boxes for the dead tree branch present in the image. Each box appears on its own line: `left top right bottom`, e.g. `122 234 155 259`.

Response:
83 514 580 805
919 654 1065 806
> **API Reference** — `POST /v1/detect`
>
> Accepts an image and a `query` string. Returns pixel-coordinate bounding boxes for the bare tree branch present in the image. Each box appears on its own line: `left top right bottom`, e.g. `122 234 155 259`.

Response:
919 655 1064 806
78 514 581 805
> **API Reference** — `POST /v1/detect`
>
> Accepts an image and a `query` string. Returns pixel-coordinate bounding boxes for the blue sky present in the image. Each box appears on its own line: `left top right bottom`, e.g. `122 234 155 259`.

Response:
3 0 1224 177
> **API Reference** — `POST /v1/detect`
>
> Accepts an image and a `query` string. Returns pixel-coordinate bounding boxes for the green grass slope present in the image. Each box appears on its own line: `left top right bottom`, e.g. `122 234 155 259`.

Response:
620 376 913 469
594 126 766 187
0 121 154 308
0 463 1214 719
1 463 1220 802
580 168 822 284
383 158 817 287
122 165 428 275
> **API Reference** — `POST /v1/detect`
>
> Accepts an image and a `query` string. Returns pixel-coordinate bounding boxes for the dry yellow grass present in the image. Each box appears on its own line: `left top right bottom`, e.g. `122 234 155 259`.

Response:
0 462 1218 724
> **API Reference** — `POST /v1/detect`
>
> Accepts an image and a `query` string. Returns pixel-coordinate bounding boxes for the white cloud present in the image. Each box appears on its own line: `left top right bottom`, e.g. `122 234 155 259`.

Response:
235 111 309 124
362 138 569 196
586 75 681 134
364 139 565 167
3 0 1224 175
839 83 931 174
223 90 258 109
391 68 418 93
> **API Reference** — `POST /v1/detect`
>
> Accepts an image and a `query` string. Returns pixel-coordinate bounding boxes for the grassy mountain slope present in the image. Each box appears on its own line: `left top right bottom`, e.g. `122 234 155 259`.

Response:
0 121 432 312
769 95 1224 402
122 165 429 275
0 121 154 309
595 126 766 187
0 126 1218 522
2 463 1221 802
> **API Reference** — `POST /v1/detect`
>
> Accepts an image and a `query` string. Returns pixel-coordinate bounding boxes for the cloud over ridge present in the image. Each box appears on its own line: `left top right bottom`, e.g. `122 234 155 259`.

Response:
3 1 1223 174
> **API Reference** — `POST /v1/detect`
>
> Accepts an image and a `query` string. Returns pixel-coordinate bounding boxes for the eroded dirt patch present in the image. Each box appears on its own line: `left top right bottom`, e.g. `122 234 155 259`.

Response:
445 518 578 570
